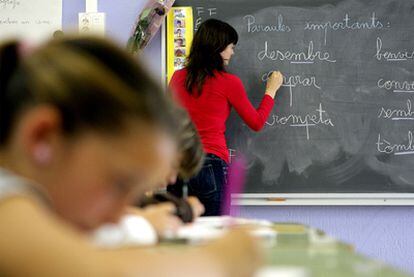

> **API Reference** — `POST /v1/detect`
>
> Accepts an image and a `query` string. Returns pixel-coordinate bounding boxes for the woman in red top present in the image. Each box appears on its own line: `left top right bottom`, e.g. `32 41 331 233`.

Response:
169 19 283 216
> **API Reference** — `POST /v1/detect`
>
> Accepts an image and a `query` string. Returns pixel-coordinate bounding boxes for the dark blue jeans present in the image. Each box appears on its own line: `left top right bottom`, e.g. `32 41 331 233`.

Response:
189 154 228 216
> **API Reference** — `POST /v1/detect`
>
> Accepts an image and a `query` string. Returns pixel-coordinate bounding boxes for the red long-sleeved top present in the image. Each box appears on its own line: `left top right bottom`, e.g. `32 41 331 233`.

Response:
170 69 274 163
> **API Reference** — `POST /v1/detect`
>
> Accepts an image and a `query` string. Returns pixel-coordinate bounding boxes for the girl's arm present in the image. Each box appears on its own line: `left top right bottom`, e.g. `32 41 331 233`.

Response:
0 197 260 277
227 72 282 131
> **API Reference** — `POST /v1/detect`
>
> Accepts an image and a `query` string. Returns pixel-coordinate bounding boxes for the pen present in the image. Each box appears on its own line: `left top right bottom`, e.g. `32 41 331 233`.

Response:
182 179 189 200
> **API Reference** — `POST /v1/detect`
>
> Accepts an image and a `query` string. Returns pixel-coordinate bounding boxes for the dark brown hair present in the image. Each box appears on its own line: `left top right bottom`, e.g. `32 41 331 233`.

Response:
0 36 178 145
185 19 238 95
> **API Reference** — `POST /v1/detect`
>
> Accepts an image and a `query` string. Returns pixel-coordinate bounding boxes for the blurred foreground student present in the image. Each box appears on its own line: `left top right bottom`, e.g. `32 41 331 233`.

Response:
0 36 261 276
170 19 283 215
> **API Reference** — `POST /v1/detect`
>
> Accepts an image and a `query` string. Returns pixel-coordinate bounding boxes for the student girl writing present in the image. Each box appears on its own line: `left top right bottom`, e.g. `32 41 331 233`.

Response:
0 36 261 276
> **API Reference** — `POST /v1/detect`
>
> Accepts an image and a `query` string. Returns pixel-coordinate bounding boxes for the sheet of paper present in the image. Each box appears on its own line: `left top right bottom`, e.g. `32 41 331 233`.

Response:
255 266 309 277
0 0 62 43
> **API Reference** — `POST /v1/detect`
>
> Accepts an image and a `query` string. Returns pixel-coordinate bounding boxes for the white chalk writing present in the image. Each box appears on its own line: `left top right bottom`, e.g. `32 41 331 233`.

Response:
257 41 336 64
228 149 237 163
375 37 414 62
262 72 321 106
195 7 217 30
377 131 414 155
244 14 291 33
304 12 385 45
378 100 414 120
266 103 334 140
377 78 414 93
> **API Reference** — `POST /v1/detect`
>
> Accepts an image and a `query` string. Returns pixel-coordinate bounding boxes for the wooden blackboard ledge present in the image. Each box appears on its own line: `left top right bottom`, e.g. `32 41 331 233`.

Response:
232 194 414 206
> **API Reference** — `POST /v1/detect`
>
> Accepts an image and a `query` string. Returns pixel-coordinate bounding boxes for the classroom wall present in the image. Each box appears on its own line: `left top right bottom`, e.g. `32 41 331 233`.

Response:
63 1 414 274
63 0 162 78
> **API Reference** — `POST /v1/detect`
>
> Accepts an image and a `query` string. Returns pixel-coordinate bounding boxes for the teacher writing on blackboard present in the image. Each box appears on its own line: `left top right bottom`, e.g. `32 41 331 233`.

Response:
170 19 283 216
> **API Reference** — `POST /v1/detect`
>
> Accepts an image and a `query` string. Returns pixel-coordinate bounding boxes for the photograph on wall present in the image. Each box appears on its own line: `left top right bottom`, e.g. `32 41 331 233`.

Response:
174 28 185 37
174 18 185 28
173 9 186 18
174 57 186 69
174 37 186 48
174 48 186 57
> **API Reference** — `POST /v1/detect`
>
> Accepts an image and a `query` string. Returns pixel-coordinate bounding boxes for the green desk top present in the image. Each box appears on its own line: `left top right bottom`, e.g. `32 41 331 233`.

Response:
265 223 411 277
162 222 412 277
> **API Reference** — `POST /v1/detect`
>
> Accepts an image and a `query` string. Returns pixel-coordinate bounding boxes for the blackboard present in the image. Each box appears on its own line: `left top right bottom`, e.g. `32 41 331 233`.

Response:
173 0 414 195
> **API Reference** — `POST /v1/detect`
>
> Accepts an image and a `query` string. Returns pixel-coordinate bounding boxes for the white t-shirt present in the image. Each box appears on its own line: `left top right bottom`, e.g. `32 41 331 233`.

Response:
0 167 157 247
0 168 50 206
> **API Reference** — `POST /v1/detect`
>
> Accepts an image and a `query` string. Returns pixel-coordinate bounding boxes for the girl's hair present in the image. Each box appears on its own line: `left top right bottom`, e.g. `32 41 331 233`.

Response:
175 107 204 179
0 36 178 146
185 19 238 95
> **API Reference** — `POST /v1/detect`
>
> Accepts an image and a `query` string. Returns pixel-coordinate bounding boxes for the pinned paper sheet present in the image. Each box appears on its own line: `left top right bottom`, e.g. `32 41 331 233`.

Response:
78 12 105 35
86 0 98 13
0 0 62 43
128 0 175 54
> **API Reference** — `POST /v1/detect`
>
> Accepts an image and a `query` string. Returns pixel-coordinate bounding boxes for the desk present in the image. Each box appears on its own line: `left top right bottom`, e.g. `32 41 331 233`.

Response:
162 222 411 277
265 223 410 277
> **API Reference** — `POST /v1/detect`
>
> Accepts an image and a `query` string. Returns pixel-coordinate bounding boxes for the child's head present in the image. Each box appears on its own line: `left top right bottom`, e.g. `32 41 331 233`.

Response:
176 108 204 180
0 36 180 231
164 107 204 185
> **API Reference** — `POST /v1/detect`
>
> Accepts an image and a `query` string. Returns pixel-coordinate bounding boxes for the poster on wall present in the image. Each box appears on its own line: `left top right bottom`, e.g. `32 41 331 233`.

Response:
0 0 62 43
127 0 175 54
79 12 106 36
166 7 193 82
